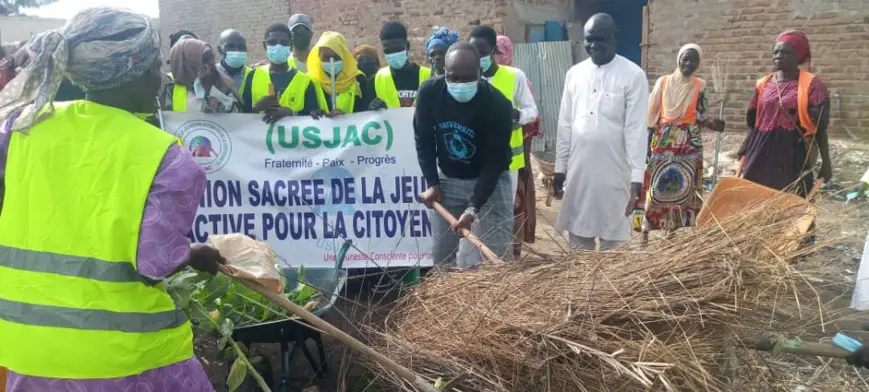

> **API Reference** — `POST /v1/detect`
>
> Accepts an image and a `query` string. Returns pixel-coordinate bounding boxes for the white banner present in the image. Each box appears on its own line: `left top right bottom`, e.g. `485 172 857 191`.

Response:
164 109 434 269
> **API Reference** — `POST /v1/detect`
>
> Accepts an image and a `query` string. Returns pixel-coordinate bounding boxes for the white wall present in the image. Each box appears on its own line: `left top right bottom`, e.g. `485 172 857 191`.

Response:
0 15 65 43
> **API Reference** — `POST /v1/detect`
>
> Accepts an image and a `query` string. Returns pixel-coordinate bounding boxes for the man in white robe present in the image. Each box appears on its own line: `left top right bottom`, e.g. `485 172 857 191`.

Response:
553 13 649 251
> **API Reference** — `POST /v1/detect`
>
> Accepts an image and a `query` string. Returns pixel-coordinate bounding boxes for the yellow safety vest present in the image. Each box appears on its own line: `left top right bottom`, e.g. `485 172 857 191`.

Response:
250 65 327 113
171 83 187 112
373 65 431 108
489 65 525 171
237 66 253 94
0 100 193 379
321 84 359 114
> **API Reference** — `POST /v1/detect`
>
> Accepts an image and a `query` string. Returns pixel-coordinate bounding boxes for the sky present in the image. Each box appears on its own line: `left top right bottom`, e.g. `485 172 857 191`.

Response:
23 0 159 19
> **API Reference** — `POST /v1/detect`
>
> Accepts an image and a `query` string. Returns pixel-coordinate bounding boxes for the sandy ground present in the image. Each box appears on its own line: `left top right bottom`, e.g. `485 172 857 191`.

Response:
200 132 869 391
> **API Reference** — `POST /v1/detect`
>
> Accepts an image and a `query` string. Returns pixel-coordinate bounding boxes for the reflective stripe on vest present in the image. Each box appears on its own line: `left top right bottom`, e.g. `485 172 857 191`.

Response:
0 100 194 379
373 65 432 108
489 65 525 171
657 76 702 125
172 83 187 112
251 65 328 113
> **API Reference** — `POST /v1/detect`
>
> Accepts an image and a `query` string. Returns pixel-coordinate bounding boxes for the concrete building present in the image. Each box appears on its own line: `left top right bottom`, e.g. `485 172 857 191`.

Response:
0 15 65 43
158 0 868 135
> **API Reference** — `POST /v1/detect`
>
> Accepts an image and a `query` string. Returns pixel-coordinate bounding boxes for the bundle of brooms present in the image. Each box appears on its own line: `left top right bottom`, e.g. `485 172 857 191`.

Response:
364 195 841 392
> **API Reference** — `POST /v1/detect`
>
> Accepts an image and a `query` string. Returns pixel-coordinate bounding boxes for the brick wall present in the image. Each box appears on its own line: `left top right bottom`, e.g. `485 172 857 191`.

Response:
158 0 291 63
159 0 569 63
291 0 513 63
646 0 869 137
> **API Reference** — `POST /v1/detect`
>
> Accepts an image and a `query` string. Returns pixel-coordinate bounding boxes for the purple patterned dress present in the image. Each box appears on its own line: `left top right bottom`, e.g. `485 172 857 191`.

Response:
0 119 214 391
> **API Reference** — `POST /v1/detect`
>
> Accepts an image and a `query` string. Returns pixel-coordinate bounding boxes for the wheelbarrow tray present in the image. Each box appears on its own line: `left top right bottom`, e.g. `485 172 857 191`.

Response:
696 177 816 254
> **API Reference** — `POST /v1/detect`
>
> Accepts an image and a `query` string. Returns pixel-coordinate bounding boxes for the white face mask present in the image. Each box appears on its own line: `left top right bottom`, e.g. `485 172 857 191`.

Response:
193 77 235 108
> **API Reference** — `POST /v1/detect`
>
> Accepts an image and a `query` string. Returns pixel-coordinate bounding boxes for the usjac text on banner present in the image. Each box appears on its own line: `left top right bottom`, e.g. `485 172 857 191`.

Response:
163 108 434 269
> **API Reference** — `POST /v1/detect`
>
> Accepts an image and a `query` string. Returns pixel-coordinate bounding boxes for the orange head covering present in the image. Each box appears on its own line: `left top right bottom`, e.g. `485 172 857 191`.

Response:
776 30 811 69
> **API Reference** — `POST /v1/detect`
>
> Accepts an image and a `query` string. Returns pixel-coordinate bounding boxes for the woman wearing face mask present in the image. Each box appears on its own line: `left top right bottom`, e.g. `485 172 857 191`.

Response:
354 45 381 79
165 38 242 113
426 27 459 77
307 31 373 116
642 44 725 241
415 42 515 268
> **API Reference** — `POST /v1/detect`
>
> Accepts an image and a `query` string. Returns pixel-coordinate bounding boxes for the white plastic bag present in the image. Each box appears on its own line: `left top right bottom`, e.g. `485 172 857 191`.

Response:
208 234 283 294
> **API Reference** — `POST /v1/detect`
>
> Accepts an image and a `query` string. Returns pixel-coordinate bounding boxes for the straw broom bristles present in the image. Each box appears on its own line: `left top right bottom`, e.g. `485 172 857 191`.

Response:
364 196 837 392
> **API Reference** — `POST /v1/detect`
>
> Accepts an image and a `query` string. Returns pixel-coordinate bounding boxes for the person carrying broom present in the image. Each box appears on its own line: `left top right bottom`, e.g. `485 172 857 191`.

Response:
0 7 225 391
641 44 725 242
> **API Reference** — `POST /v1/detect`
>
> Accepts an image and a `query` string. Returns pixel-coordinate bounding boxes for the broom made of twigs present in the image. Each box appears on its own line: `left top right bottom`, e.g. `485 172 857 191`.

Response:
710 56 731 186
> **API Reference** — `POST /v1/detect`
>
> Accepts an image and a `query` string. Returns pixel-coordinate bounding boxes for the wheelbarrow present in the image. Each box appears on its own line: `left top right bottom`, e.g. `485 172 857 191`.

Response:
228 239 351 392
532 153 557 206
696 177 823 253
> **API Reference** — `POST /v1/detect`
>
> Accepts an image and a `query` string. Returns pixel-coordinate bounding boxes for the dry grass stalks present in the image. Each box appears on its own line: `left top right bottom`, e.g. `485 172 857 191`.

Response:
365 196 843 392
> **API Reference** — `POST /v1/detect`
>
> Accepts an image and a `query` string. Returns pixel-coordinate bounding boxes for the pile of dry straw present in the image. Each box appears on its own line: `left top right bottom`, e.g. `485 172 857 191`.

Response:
366 196 841 391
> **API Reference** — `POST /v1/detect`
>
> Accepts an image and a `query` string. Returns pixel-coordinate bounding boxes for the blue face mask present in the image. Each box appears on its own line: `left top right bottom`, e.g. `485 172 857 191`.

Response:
323 60 344 75
223 51 248 68
480 55 493 72
385 50 408 69
446 81 478 103
267 45 291 64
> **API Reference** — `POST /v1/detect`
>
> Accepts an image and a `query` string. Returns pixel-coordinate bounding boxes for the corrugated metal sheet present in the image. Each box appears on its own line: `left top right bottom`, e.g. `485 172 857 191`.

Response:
513 41 575 162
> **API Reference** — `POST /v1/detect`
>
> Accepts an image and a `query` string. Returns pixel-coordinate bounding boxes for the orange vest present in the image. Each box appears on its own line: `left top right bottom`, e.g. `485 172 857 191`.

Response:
739 71 819 176
657 76 702 125
755 71 817 136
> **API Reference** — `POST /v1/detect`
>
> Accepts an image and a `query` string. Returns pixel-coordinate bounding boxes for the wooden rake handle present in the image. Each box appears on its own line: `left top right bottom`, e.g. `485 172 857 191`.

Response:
432 201 504 265
749 337 851 359
217 265 439 392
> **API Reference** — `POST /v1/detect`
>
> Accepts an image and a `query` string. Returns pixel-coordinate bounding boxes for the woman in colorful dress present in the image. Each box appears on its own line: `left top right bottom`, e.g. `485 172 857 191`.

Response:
643 44 724 241
738 30 832 195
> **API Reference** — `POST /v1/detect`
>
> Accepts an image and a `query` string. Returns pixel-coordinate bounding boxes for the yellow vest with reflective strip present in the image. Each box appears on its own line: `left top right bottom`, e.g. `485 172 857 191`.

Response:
171 83 187 112
489 65 525 171
321 84 359 113
250 65 327 113
373 65 431 108
0 100 194 379
236 65 253 94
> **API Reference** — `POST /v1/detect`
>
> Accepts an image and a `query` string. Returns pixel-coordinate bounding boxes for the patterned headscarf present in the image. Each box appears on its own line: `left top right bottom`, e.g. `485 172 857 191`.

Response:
495 35 513 66
0 7 160 133
425 27 459 56
776 29 811 68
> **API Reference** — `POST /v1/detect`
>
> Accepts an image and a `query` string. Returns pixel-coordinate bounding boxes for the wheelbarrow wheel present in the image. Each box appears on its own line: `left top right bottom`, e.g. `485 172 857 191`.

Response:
236 354 274 392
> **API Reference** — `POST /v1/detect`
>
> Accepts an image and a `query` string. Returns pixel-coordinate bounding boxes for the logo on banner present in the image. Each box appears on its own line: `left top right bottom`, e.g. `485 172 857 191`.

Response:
175 120 232 174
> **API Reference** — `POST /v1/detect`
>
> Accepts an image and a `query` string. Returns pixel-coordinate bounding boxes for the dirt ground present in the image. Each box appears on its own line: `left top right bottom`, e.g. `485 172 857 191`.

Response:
201 132 869 391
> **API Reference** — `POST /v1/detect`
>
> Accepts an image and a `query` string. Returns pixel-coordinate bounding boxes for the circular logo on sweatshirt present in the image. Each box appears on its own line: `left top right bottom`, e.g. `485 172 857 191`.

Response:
174 120 232 174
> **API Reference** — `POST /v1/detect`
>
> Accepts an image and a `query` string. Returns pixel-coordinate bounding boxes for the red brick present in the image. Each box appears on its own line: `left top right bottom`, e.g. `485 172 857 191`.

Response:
649 0 869 137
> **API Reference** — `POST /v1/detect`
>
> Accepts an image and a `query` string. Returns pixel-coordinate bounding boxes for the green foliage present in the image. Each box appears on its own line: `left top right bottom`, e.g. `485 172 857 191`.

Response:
166 267 322 392
165 266 320 332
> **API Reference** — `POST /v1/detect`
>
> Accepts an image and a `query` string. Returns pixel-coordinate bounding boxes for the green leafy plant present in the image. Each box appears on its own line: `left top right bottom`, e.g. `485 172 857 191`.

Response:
165 266 321 392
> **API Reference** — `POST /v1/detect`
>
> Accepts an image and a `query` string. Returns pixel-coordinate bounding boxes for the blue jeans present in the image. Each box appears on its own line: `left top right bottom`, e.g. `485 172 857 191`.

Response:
431 171 514 268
